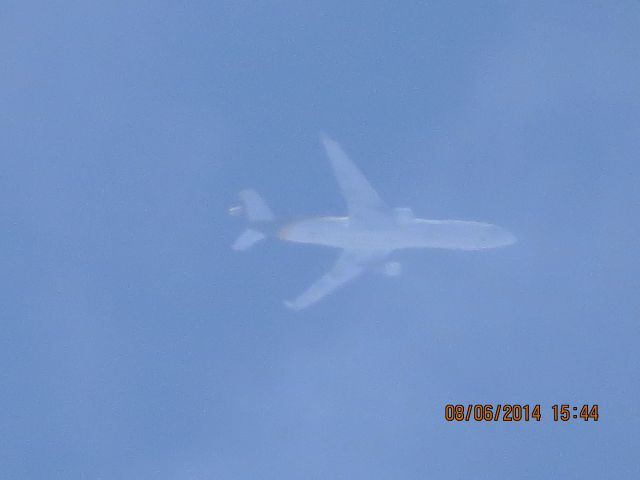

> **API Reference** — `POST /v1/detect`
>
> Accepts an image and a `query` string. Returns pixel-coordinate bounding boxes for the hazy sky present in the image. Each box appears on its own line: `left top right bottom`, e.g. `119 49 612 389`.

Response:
2 2 639 478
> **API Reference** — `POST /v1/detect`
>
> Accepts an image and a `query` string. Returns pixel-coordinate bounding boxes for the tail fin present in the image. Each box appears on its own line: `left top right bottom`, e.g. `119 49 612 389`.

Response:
238 189 274 223
230 189 274 251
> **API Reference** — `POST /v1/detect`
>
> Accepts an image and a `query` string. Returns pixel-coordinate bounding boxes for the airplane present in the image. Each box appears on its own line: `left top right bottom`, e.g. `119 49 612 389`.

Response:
231 134 516 310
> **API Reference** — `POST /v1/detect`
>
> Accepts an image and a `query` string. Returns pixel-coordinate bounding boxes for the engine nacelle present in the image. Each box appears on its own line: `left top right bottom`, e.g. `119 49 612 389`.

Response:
383 261 401 277
394 207 414 224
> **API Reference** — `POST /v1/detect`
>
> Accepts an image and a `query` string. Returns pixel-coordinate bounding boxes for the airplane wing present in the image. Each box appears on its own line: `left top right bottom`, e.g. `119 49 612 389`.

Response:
284 248 391 310
320 134 393 227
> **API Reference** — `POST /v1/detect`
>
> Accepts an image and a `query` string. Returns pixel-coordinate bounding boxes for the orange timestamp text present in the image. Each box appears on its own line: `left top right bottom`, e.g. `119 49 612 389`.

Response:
444 404 599 422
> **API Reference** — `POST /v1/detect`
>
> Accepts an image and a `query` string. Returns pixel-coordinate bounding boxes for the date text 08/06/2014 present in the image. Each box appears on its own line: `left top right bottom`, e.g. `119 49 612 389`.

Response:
444 404 599 422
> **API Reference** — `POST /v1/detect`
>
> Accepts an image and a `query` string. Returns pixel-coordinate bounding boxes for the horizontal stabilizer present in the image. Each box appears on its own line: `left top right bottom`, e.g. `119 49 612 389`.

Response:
232 229 266 251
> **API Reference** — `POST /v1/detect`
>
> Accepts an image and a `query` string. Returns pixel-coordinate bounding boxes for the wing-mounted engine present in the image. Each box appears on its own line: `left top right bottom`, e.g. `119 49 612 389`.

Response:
394 207 414 224
374 261 401 277
383 261 401 276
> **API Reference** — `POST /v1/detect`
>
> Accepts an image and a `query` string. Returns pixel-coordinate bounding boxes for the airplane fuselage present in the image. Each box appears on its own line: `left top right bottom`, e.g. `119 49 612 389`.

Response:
279 216 516 251
233 134 517 309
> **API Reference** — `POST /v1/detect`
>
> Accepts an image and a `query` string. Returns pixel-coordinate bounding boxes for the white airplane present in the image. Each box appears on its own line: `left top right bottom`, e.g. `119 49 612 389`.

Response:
231 135 516 310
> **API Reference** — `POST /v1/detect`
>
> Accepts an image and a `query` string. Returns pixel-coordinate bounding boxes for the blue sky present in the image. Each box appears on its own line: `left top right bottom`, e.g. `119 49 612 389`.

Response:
2 1 639 478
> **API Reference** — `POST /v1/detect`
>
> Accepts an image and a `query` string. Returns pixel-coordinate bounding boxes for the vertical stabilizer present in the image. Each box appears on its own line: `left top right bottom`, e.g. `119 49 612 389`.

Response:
239 189 274 223
230 190 273 251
